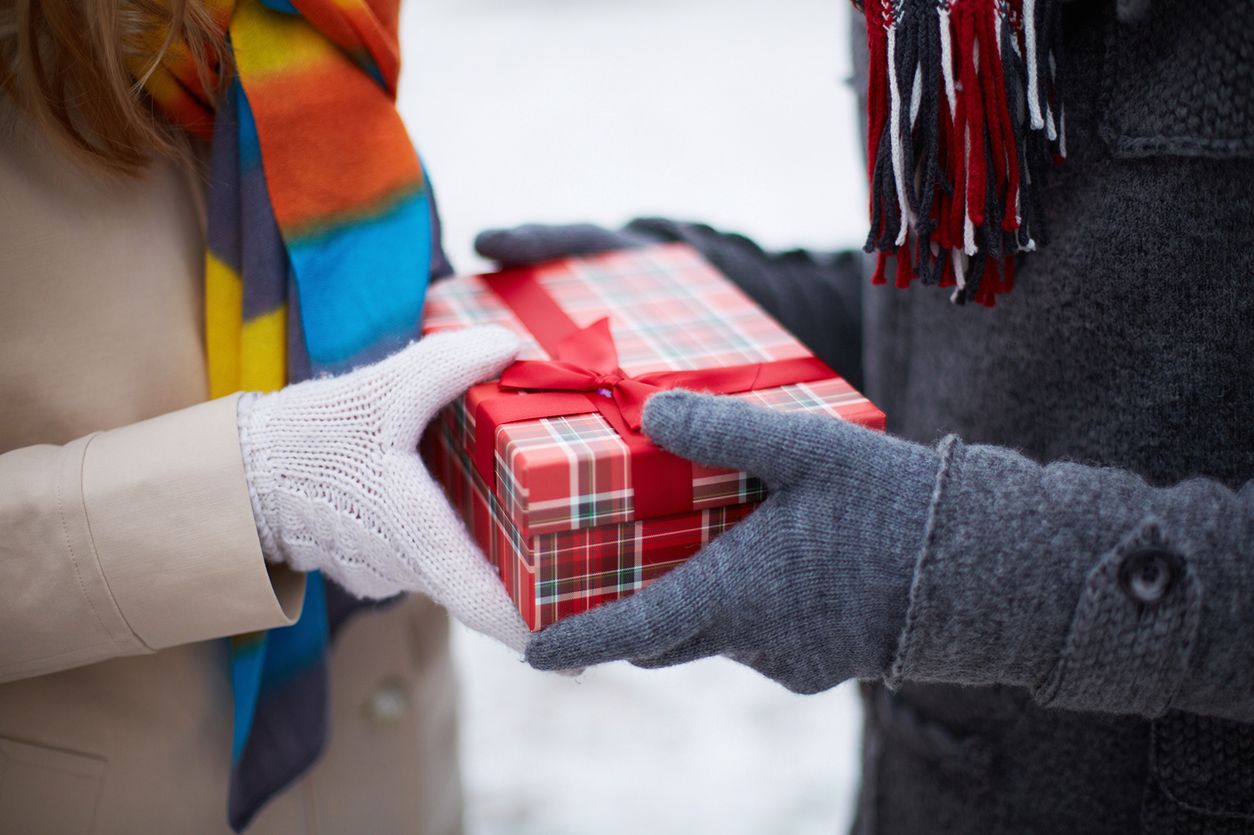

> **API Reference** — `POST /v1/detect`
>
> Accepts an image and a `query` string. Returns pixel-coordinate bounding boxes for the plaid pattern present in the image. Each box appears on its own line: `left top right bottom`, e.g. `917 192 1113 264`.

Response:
425 419 756 630
425 244 885 539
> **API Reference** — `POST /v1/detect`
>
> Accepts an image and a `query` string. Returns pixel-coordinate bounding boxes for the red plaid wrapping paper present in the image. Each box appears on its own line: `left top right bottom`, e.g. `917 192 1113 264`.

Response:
424 243 885 538
421 243 884 629
424 419 756 630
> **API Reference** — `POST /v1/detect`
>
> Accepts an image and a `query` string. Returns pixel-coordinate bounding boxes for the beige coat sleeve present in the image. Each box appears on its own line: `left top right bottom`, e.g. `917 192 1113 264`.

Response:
0 394 305 683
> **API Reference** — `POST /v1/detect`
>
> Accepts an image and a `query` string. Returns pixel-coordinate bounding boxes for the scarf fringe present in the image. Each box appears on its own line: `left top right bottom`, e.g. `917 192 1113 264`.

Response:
862 0 1064 305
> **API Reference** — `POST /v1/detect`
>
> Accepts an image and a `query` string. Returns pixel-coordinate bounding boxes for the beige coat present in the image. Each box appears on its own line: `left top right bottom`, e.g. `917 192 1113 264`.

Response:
0 109 462 834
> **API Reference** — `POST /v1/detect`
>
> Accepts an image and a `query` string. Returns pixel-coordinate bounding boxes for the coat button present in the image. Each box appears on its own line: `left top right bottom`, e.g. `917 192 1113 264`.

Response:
1118 548 1177 605
365 681 409 725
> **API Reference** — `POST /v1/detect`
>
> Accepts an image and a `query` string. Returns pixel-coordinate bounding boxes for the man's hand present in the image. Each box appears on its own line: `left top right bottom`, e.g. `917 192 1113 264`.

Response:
475 223 657 267
525 390 941 692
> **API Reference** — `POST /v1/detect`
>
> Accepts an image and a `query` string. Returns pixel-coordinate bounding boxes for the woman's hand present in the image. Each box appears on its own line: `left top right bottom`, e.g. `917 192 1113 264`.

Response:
524 390 941 692
236 325 530 652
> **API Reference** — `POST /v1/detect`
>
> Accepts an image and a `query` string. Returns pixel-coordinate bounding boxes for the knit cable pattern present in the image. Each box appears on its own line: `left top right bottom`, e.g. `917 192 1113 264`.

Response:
236 325 531 653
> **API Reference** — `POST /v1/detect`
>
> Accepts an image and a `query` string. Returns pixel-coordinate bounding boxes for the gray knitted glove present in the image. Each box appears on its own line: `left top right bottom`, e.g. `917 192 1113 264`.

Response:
525 390 941 694
530 390 1254 720
475 223 655 267
476 220 866 389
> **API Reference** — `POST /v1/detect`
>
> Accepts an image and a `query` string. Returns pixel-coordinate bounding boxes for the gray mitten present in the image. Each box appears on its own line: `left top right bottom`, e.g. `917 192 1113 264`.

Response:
525 390 941 694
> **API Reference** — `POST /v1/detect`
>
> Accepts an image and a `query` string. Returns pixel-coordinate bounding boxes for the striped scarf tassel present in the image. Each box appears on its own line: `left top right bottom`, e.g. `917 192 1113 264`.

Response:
861 0 1065 305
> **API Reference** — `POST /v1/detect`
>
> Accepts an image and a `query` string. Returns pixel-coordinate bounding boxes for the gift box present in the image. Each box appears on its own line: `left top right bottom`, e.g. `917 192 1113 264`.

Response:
421 243 884 630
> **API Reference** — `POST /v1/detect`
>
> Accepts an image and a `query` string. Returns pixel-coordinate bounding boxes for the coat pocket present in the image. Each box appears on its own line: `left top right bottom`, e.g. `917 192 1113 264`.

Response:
1100 0 1254 159
0 737 106 835
1143 713 1254 835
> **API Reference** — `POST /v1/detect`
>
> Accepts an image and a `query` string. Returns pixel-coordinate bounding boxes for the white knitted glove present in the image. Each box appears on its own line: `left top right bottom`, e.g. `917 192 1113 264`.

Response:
235 325 530 653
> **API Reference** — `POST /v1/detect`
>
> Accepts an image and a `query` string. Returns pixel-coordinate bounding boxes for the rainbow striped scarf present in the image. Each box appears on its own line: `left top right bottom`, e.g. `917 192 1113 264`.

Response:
136 0 443 828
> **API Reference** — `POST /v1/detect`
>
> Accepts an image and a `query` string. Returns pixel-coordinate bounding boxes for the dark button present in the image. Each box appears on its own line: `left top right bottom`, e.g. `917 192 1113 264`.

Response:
1118 548 1178 605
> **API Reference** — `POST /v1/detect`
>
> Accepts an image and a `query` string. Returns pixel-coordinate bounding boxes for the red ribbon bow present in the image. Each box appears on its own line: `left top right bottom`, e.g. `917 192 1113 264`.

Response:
498 318 775 430
461 256 840 522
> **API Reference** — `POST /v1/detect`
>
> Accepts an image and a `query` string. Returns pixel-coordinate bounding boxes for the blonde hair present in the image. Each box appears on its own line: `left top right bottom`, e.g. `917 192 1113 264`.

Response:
0 0 228 175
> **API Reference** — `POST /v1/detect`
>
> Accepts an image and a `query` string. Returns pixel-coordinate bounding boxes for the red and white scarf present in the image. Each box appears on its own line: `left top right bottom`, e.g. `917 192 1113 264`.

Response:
858 0 1065 305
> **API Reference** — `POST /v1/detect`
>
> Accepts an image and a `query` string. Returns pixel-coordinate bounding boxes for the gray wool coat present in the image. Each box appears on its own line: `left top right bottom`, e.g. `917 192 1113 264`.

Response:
853 3 1254 832
631 1 1254 831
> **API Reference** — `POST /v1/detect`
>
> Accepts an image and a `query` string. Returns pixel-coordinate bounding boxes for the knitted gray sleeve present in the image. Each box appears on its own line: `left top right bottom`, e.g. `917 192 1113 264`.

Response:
890 438 1254 722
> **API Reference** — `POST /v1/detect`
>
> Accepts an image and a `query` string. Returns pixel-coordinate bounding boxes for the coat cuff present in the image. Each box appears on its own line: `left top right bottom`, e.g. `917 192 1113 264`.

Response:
80 394 305 649
885 435 964 690
886 436 1103 693
884 436 1204 717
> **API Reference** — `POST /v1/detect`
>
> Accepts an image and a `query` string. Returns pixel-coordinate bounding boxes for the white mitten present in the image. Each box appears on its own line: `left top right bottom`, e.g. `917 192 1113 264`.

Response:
236 325 530 653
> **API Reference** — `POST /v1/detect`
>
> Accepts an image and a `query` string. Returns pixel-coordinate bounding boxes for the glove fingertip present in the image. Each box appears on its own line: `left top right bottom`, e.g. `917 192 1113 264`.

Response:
470 323 523 363
423 325 521 392
474 226 562 266
526 615 692 672
523 631 574 671
640 390 704 453
523 612 622 671
643 390 761 464
643 392 811 484
473 228 514 260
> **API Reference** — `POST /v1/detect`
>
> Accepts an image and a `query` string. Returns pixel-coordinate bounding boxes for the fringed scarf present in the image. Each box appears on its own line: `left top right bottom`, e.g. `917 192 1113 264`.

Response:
857 0 1065 305
133 0 443 829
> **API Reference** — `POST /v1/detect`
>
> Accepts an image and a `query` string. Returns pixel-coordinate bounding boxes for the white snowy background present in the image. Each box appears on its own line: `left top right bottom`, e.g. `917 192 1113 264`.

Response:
397 1 869 832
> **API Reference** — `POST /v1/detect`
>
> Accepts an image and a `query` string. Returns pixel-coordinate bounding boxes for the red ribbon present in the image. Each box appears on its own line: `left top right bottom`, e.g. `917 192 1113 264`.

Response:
469 262 838 522
498 317 832 431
